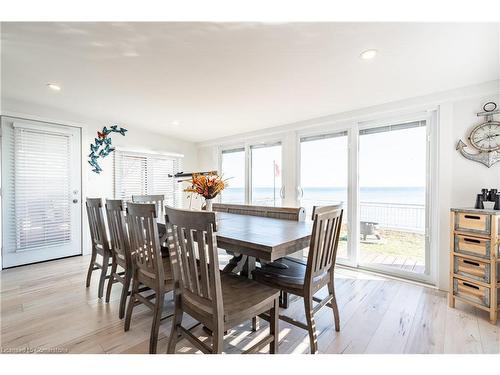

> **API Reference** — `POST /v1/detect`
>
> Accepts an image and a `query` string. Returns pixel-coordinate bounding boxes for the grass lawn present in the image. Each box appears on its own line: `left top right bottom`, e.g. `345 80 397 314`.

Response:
334 229 425 264
359 229 425 262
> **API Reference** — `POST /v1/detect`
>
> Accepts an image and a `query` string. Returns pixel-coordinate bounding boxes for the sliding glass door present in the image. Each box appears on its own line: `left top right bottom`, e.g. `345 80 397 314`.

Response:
217 114 433 282
358 120 428 276
220 148 246 204
299 131 349 261
250 142 282 206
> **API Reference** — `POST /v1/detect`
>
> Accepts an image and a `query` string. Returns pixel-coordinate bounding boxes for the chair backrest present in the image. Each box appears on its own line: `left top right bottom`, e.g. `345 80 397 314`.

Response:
105 199 131 267
126 202 164 288
86 198 110 254
305 205 343 284
132 195 165 218
165 207 223 323
212 203 305 221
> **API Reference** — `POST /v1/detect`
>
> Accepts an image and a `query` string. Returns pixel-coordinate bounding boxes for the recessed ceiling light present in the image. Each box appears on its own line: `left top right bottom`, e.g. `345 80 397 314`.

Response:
171 121 180 126
360 49 378 60
47 83 61 91
123 51 139 57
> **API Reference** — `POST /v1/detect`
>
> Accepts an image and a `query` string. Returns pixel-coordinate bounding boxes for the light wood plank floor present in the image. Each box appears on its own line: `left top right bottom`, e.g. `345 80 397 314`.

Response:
1 255 499 354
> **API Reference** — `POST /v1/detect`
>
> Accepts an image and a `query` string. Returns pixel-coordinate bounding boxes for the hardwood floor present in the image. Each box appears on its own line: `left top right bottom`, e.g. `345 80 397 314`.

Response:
1 254 499 354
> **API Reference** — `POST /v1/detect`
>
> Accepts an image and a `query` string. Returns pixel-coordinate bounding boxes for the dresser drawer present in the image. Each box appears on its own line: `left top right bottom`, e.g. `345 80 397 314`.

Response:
455 212 491 236
453 278 490 308
453 256 490 283
454 234 491 259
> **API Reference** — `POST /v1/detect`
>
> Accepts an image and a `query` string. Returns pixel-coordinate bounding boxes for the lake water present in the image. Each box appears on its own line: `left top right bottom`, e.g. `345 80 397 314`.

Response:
221 187 426 230
221 187 425 205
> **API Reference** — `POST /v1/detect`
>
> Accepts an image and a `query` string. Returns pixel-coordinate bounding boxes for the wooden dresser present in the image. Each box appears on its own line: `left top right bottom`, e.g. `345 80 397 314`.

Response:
449 208 500 324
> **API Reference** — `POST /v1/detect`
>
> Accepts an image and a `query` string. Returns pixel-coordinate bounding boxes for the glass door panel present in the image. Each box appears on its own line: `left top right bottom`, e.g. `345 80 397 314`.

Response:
251 143 282 206
220 148 246 204
358 121 427 275
299 132 349 261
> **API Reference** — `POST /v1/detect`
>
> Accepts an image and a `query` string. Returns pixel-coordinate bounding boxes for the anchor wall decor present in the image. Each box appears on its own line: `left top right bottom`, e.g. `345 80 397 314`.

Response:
456 102 500 168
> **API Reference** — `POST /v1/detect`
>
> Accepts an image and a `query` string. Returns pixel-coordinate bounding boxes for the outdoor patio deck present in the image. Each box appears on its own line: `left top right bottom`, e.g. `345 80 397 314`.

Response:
359 251 425 274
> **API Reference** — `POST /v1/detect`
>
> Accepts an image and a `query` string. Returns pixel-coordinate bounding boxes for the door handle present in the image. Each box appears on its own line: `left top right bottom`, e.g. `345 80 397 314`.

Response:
72 199 79 204
297 186 304 199
280 186 285 199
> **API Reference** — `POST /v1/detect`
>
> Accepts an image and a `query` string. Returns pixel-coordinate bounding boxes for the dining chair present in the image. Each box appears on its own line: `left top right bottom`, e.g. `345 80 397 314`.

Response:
252 205 343 354
104 199 133 319
132 194 169 256
124 202 174 354
85 198 112 299
164 207 280 354
131 194 165 218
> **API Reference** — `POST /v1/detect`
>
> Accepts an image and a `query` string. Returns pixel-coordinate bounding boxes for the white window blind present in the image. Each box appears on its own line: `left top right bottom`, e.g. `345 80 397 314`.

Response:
114 150 183 207
13 127 72 251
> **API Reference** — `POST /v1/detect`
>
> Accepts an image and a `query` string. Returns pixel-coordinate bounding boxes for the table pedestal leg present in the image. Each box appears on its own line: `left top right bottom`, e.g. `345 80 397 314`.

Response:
222 252 260 331
222 253 248 274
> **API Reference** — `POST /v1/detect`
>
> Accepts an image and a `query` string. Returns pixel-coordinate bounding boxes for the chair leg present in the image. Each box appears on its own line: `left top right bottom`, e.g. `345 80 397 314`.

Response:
149 291 164 354
98 253 109 299
167 293 183 354
119 270 132 320
105 259 117 303
124 278 139 332
269 297 279 354
85 250 97 287
304 295 318 354
251 316 259 332
328 278 340 332
212 327 224 354
280 291 289 308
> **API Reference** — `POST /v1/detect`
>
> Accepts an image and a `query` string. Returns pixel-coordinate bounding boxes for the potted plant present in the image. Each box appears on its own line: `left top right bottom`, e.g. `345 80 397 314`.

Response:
184 172 227 211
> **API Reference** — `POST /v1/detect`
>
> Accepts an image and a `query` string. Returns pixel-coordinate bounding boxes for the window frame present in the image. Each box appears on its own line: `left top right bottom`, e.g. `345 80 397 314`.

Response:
219 146 246 204
113 149 183 207
296 126 353 265
217 136 285 205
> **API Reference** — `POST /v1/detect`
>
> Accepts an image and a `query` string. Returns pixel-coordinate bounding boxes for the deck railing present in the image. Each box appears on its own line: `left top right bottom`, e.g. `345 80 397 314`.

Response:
360 202 425 232
300 199 425 232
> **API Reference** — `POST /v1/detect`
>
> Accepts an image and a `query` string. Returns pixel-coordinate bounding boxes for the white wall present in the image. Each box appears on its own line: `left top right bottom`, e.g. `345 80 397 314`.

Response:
0 101 199 258
196 80 500 291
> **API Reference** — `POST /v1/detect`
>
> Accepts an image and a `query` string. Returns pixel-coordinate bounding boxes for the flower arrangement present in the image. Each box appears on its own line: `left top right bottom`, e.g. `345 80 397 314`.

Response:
184 172 227 200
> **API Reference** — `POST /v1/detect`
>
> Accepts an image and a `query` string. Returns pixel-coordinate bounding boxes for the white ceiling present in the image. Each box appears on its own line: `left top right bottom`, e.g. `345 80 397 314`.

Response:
1 22 499 142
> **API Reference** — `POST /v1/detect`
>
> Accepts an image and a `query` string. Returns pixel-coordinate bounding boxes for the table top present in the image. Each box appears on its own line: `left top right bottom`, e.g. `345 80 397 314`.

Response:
158 212 313 261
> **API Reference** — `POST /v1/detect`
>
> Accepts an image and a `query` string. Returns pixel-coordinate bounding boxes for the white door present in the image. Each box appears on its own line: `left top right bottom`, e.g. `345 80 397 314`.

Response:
1 118 82 268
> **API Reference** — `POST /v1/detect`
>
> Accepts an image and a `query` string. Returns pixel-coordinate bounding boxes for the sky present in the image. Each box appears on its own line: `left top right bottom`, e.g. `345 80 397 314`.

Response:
221 125 427 189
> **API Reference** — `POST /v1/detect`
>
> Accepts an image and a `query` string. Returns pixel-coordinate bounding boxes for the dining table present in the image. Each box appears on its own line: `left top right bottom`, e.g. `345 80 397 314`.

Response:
157 211 313 277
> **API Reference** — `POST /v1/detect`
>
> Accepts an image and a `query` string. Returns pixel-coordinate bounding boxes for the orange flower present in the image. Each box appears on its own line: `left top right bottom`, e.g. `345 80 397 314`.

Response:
183 172 228 199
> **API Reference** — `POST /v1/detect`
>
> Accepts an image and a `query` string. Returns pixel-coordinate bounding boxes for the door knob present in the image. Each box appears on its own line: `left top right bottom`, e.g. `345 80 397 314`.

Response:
73 199 79 204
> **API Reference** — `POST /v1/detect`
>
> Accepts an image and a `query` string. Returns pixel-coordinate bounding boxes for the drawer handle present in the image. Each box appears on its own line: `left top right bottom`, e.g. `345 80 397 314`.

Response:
463 259 480 267
463 238 481 244
462 282 480 290
464 215 481 220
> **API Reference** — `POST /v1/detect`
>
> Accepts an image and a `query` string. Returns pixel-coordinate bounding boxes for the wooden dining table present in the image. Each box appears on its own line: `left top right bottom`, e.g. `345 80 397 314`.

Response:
157 211 313 276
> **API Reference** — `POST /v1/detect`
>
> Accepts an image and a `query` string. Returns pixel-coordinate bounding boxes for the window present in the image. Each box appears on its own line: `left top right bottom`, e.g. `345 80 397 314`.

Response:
114 150 183 207
300 131 349 260
251 142 282 206
13 127 72 250
220 148 245 204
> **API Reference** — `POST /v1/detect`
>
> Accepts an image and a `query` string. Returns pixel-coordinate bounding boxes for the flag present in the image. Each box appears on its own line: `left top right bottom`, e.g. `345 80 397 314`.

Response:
274 160 280 177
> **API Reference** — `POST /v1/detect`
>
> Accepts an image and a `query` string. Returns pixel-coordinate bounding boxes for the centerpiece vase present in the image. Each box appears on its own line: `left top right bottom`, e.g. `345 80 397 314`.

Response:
205 198 213 212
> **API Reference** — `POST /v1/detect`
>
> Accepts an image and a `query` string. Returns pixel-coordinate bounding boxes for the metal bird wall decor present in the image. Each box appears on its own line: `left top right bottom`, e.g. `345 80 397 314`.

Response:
88 125 127 173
